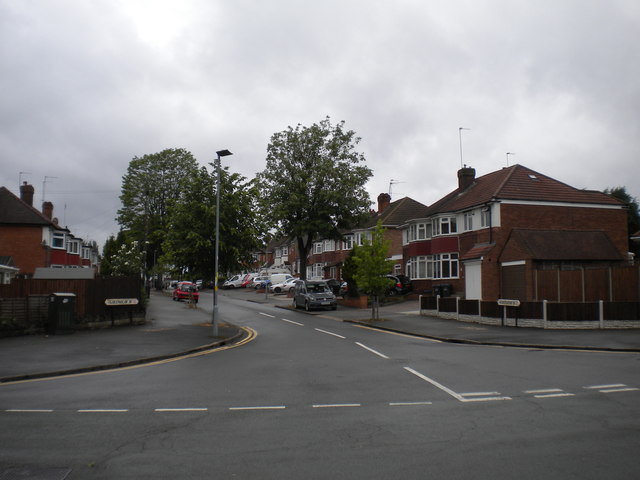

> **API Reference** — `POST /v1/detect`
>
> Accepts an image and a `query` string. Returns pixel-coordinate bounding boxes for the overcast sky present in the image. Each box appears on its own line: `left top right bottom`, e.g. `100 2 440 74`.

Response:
2 0 639 248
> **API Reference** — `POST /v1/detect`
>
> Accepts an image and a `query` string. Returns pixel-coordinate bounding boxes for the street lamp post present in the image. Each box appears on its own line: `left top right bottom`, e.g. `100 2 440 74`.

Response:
212 149 232 337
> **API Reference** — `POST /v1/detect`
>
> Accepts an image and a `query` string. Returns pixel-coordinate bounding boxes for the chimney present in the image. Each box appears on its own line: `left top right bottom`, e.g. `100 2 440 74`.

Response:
457 166 476 190
20 182 34 206
377 193 391 213
42 201 53 220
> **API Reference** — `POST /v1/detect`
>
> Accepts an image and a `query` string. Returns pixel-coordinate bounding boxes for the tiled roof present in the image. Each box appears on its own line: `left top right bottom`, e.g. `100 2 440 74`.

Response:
508 229 623 261
427 164 623 215
0 186 57 227
362 196 430 229
461 243 496 261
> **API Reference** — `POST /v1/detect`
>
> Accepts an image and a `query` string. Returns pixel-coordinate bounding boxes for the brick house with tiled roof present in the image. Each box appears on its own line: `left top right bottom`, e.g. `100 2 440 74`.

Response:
401 164 628 301
306 193 429 280
0 183 99 277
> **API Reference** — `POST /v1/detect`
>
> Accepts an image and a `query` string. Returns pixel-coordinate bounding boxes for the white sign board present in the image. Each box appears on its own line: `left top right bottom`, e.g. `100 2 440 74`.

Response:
105 298 139 306
497 299 521 307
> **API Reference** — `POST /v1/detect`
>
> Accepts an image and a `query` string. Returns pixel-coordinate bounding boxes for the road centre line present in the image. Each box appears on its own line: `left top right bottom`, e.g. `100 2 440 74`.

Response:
534 393 575 399
259 312 275 318
460 392 501 397
155 408 208 412
599 387 639 393
312 403 361 408
314 328 346 339
403 367 511 402
389 402 432 406
281 318 304 326
229 406 286 411
584 384 626 390
77 409 129 413
524 388 563 394
355 342 389 359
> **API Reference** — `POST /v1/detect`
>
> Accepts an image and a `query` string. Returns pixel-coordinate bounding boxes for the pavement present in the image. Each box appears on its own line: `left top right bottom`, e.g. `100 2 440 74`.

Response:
2 289 639 384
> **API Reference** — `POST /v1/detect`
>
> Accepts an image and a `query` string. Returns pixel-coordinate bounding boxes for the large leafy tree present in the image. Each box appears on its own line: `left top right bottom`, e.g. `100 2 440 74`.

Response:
604 186 640 256
258 117 372 279
117 148 198 276
352 222 394 320
161 165 265 281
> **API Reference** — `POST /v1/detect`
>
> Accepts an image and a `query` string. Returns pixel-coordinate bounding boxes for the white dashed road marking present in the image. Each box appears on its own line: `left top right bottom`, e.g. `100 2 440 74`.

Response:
314 328 346 339
355 342 389 359
281 318 304 326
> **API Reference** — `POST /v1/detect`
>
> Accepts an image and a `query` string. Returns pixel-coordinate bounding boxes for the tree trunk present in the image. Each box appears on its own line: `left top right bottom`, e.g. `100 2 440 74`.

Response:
297 236 309 280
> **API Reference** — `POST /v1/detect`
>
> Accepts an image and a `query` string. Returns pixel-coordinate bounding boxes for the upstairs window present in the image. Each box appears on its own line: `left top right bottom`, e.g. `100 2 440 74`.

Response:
67 240 79 255
313 242 323 254
463 212 474 231
342 235 354 250
52 232 65 249
481 209 491 227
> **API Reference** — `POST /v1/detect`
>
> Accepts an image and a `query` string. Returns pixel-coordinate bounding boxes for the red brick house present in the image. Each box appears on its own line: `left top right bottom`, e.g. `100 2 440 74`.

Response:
0 183 99 277
402 164 628 301
306 193 429 280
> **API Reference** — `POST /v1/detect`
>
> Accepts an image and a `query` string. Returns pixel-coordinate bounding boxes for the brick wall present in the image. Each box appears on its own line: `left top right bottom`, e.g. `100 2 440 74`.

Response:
0 225 47 275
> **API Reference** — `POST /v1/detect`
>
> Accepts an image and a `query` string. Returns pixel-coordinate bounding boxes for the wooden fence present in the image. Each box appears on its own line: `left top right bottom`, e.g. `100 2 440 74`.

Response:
0 276 145 335
420 295 640 329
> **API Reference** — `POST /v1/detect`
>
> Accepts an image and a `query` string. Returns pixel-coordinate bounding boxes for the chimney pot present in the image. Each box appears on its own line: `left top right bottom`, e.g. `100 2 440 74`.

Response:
377 193 391 213
458 167 476 190
20 182 34 207
42 201 53 220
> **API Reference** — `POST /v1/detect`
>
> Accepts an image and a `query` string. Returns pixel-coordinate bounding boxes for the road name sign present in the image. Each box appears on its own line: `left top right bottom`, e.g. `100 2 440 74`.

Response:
497 299 521 307
105 298 139 306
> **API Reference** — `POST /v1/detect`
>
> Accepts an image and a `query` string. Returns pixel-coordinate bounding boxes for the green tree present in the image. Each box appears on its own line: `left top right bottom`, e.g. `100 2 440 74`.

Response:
352 222 394 320
341 246 360 298
258 117 372 279
108 240 144 277
100 231 127 276
604 186 640 256
117 148 198 277
161 165 265 281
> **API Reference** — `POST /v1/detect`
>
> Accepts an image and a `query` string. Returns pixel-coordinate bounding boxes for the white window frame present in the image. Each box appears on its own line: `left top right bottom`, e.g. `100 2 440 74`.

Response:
463 212 474 231
52 232 65 249
343 235 354 250
408 253 459 280
313 242 323 254
323 239 335 252
67 240 80 255
481 209 491 227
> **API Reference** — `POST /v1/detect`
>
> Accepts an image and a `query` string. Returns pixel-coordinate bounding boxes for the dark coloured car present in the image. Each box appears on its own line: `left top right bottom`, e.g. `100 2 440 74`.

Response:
292 280 337 311
173 281 199 303
324 278 342 296
385 274 412 296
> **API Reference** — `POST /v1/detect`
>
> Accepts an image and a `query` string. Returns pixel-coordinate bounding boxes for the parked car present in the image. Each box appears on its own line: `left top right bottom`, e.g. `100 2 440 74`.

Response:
223 274 245 289
173 281 199 303
194 279 203 290
324 278 342 296
241 274 257 288
385 274 412 296
250 276 270 289
269 273 293 286
292 280 337 311
270 277 298 294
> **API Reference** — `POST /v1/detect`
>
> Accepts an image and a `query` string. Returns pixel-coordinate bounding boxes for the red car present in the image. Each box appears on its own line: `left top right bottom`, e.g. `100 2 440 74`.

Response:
172 282 199 303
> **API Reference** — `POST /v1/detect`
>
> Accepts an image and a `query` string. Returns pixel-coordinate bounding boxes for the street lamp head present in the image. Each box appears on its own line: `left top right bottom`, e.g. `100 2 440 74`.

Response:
216 149 233 158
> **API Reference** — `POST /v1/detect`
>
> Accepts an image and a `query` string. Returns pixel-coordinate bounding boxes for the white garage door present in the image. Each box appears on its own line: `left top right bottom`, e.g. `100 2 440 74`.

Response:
464 260 482 300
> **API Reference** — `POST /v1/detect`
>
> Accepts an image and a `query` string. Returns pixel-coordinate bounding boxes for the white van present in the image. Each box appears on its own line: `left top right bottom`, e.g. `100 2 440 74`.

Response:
269 273 293 286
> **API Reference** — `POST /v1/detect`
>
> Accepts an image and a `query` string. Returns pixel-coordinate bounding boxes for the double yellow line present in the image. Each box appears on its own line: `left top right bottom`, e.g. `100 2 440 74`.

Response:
1 327 257 386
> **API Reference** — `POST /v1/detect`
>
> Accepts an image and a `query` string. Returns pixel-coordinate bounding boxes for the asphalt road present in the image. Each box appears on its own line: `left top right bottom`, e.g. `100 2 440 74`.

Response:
2 292 640 479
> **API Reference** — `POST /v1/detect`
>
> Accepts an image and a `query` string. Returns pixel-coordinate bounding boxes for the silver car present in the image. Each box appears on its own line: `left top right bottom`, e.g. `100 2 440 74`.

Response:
292 280 337 311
